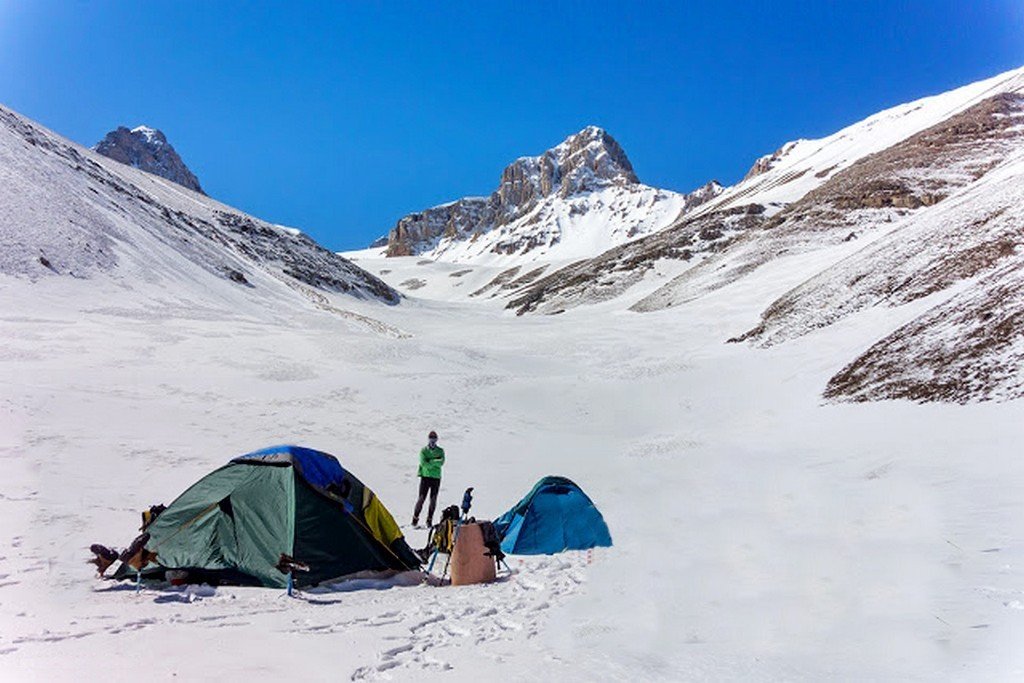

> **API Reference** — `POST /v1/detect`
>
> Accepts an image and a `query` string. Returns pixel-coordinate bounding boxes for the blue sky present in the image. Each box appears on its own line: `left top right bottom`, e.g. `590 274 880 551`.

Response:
2 1 1022 250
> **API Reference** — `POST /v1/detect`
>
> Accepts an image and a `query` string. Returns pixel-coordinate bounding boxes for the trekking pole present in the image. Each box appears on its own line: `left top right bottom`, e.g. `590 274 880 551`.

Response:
426 538 441 574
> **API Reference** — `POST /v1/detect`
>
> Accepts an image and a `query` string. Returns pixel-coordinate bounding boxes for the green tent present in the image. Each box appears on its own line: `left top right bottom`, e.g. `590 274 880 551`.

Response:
118 445 420 587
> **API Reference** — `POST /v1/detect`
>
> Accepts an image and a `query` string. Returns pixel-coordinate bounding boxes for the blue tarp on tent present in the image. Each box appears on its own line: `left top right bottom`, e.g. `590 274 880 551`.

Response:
232 445 348 492
492 476 612 555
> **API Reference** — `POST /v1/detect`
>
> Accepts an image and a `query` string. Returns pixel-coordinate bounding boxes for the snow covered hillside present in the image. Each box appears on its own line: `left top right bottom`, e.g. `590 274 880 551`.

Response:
3 67 1024 682
430 67 1024 403
0 104 399 323
376 126 722 264
4 234 1024 680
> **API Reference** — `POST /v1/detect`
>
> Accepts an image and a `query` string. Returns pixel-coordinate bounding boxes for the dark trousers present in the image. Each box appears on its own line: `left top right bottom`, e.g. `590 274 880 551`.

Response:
413 476 440 524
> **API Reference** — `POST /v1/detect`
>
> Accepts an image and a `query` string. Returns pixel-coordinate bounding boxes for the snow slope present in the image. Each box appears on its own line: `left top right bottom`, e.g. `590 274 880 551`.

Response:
700 64 1024 212
485 71 1024 403
2 250 1023 680
0 104 399 320
3 71 1024 681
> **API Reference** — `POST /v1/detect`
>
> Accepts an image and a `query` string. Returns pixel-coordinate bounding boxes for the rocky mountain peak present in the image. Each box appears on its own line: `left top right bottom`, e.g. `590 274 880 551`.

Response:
496 127 639 211
94 125 204 194
551 125 638 184
381 126 684 260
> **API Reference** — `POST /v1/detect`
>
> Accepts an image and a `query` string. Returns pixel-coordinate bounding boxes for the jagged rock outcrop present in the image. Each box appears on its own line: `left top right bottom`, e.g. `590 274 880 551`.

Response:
94 125 204 194
742 142 799 180
381 126 717 261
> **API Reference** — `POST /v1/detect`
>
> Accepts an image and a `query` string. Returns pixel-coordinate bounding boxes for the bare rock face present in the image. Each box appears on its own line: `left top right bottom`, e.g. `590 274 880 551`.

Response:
94 126 204 194
495 125 638 213
386 197 492 257
742 142 798 180
382 126 651 257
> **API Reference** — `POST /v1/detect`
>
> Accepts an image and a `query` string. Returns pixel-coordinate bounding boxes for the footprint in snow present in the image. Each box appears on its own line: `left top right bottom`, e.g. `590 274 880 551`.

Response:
409 614 444 632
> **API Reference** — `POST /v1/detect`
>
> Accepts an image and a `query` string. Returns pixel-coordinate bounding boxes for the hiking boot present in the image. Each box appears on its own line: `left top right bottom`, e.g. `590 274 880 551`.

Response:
426 518 433 528
411 517 419 528
88 544 119 576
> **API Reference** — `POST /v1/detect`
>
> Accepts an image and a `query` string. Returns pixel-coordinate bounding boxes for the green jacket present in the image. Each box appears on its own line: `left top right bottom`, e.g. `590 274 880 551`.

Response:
418 445 445 479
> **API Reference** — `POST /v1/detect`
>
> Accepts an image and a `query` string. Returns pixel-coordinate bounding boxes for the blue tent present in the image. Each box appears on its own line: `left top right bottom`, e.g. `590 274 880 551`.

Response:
493 476 612 555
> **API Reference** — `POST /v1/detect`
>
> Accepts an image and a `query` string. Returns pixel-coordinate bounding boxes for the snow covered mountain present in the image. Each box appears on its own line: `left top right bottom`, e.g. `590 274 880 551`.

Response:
0 104 400 320
94 125 205 194
384 66 1024 403
509 68 1024 314
378 126 722 263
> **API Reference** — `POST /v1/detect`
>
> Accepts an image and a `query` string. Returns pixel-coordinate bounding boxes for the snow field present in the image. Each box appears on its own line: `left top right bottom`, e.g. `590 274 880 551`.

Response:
2 255 1023 680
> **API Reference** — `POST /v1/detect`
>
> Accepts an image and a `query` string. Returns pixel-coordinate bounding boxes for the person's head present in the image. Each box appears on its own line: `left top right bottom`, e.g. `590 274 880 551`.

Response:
428 430 438 446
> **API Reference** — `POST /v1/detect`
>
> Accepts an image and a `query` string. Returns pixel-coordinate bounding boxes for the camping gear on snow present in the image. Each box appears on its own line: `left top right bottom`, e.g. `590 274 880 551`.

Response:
422 504 461 569
422 488 503 584
140 504 166 530
493 476 612 555
90 502 167 577
478 520 506 566
109 445 420 588
449 522 497 586
440 487 476 577
88 543 120 575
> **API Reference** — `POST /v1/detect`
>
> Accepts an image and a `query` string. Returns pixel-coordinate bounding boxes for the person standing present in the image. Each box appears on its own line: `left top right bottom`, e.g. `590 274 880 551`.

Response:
413 430 445 528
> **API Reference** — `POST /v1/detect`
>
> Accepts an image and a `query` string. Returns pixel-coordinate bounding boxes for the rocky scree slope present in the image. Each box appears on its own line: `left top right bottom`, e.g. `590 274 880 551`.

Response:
823 155 1024 403
733 93 1024 403
635 90 1024 314
0 105 398 307
94 125 204 194
380 126 721 262
733 92 1024 348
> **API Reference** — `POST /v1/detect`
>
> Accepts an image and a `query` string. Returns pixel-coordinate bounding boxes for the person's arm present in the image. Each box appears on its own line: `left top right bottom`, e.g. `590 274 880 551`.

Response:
435 447 445 466
419 447 429 470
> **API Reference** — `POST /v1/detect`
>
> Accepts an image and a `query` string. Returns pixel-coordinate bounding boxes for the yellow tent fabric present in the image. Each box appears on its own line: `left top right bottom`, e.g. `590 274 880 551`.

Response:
362 488 404 547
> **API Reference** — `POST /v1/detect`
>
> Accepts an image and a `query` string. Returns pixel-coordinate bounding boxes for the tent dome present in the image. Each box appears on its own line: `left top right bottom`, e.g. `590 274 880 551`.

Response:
119 445 419 587
493 476 612 555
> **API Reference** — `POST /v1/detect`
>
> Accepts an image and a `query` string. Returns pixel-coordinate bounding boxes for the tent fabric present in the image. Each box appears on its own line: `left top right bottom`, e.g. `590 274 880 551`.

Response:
493 476 612 555
130 445 419 587
232 444 348 493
